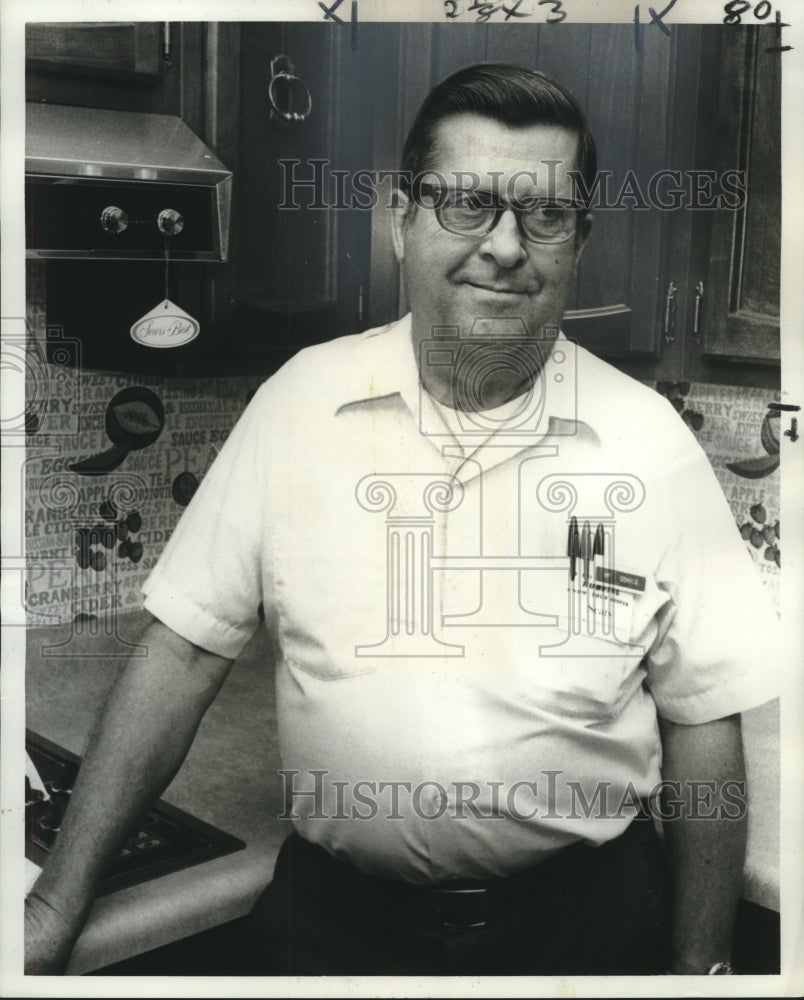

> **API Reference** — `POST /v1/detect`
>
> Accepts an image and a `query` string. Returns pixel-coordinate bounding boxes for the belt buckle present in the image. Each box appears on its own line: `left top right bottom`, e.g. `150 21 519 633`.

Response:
435 885 488 929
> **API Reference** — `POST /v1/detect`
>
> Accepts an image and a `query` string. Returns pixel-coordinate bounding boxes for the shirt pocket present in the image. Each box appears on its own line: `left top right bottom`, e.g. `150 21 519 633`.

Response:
520 574 649 720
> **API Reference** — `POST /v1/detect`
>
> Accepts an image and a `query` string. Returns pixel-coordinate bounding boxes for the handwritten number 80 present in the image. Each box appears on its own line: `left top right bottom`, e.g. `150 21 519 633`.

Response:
724 0 773 24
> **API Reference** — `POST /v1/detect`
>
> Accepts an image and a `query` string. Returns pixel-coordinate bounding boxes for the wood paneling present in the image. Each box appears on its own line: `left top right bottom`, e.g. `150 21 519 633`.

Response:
367 24 434 326
703 27 781 365
436 23 487 78
367 23 672 359
26 22 164 79
575 26 637 319
236 24 338 314
26 23 182 115
232 22 377 364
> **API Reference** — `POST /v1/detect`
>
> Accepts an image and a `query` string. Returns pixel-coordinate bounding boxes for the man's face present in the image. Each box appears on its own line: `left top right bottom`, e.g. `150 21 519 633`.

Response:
392 113 592 391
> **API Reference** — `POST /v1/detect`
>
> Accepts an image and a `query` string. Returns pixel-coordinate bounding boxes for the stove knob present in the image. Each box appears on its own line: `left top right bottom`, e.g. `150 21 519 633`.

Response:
157 208 184 236
100 206 129 234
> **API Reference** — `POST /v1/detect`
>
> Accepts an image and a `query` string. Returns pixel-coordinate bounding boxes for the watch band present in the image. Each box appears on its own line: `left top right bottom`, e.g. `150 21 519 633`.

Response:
673 955 735 975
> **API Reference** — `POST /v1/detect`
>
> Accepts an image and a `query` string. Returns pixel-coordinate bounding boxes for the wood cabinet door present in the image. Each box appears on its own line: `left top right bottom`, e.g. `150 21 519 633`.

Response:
367 22 674 360
494 23 672 361
26 22 164 79
25 22 187 116
701 26 781 366
231 22 374 370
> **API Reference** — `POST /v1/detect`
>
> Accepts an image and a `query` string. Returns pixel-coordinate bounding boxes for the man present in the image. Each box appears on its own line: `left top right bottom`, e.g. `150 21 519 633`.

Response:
26 64 778 976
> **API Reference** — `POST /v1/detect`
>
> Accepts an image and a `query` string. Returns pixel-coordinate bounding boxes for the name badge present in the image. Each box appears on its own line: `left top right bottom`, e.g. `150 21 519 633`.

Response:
594 566 646 593
566 580 634 646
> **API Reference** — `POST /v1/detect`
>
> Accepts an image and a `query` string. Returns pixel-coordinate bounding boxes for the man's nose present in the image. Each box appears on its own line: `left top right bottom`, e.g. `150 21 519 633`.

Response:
478 208 527 267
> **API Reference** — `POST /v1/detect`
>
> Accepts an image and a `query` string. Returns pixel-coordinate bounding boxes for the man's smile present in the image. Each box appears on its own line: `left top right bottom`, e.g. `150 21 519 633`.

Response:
462 280 534 296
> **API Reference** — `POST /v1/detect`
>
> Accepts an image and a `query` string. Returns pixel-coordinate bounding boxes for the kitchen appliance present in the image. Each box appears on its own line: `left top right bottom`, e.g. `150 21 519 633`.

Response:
26 103 234 374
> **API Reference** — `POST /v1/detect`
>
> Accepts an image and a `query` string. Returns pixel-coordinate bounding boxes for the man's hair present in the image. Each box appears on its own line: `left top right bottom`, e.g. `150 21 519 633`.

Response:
400 63 597 201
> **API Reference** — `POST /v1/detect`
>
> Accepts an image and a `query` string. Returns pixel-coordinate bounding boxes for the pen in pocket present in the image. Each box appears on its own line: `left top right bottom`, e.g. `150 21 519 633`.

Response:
582 521 593 632
568 517 581 634
593 523 610 635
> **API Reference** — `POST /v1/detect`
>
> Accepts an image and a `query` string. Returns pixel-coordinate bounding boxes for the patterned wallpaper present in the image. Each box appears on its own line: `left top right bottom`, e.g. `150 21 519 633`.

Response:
23 263 780 626
652 379 780 612
23 263 263 629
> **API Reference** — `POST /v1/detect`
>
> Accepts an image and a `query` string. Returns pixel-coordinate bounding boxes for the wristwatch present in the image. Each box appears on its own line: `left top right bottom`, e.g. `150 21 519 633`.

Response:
707 961 734 975
673 956 734 975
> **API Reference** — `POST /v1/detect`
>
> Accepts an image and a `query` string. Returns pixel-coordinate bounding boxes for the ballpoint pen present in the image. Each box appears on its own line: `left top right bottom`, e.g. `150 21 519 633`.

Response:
581 521 591 584
593 523 609 635
570 517 581 634
593 522 604 575
581 521 592 632
568 516 578 581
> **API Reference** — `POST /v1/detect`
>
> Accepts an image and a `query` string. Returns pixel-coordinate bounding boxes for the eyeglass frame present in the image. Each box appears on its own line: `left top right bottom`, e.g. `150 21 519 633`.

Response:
414 182 589 246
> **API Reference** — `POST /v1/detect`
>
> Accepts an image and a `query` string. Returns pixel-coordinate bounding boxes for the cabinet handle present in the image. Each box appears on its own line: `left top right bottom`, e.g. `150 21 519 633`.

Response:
268 55 312 126
663 281 678 344
693 280 704 342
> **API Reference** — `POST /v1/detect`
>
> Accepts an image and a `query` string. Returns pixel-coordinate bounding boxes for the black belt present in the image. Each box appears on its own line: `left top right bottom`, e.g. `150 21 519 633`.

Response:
290 808 657 932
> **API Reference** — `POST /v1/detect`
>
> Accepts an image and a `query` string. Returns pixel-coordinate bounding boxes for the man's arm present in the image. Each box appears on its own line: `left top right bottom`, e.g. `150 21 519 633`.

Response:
25 617 234 974
658 713 747 974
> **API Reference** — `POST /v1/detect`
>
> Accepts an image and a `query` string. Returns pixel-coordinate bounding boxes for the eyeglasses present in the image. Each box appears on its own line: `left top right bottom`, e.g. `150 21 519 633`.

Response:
417 184 583 245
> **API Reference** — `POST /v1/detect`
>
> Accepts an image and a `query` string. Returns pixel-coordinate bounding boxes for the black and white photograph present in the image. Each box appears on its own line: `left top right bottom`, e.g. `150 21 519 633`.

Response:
1 0 802 995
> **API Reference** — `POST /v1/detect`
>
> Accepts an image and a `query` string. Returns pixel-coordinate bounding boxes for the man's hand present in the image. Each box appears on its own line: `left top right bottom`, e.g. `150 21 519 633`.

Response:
659 713 747 974
24 617 234 974
668 954 732 975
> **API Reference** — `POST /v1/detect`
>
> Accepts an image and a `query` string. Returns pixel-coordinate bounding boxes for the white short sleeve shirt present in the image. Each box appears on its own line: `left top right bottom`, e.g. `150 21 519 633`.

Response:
143 315 779 883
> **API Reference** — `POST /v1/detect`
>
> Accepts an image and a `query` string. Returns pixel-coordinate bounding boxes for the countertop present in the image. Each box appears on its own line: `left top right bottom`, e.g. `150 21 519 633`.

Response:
25 611 780 974
26 611 289 975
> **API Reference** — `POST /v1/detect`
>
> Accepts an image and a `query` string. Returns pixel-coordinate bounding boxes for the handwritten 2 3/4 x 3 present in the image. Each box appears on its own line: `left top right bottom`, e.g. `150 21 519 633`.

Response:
442 0 681 26
444 0 566 22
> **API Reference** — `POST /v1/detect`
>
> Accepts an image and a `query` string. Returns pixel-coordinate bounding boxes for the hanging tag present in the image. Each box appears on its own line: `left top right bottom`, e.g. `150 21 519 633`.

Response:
130 299 200 349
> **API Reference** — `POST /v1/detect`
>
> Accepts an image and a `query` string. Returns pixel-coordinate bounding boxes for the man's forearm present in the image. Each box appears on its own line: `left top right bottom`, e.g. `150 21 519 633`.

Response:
659 713 747 972
27 618 233 960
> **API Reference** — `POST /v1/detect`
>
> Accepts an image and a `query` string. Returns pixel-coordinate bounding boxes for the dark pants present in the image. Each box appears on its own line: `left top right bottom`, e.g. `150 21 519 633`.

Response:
244 820 671 976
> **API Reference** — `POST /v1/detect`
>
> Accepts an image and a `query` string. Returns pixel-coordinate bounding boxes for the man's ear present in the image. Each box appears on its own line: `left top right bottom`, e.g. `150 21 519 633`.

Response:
390 189 411 263
574 211 593 264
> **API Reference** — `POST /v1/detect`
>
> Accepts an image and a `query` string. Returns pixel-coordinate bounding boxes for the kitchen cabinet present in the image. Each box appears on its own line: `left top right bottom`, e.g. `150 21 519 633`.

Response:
27 22 233 374
28 21 781 385
364 22 781 389
25 21 237 148
366 22 674 361
26 22 163 81
228 22 374 369
27 21 375 375
27 22 189 118
705 29 780 365
667 26 781 387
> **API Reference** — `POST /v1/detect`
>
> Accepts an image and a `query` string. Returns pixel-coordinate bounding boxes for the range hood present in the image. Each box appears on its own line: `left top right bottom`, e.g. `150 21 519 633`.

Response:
26 103 232 261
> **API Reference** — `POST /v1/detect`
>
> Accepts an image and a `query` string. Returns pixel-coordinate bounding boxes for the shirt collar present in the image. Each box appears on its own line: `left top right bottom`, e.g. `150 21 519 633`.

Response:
342 313 423 418
334 313 583 431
